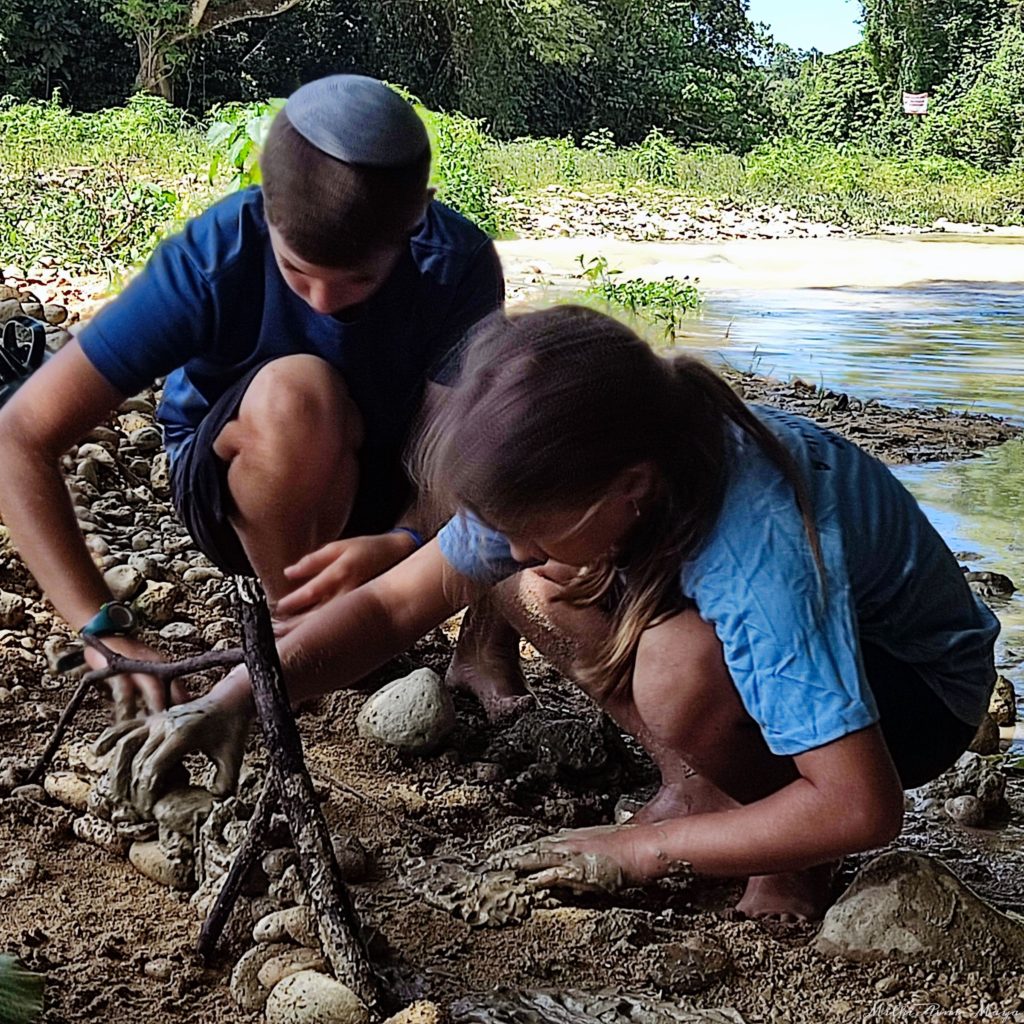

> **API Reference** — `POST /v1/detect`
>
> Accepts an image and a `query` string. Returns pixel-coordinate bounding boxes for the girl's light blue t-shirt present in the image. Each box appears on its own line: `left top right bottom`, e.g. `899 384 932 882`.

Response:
437 406 998 756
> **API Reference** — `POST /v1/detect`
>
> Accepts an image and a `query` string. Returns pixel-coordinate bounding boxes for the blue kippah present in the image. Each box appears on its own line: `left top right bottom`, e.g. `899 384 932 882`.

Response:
285 75 429 168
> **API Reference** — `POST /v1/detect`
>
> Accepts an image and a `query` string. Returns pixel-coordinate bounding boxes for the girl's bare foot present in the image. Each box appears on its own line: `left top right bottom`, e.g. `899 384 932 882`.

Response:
733 862 840 922
631 773 738 824
445 650 534 721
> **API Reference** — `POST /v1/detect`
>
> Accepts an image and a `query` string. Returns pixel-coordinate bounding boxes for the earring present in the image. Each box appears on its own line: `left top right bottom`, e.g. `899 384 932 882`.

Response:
631 498 641 520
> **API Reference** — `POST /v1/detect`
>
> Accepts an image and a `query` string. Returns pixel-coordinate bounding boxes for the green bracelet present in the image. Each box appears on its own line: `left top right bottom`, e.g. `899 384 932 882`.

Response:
80 601 135 638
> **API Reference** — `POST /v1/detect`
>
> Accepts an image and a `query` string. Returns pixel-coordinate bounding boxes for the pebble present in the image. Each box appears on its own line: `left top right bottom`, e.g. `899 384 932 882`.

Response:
383 1002 441 1024
990 674 1016 727
159 621 199 641
258 947 325 989
150 452 171 494
264 970 369 1024
0 688 11 705
144 957 174 982
332 834 369 882
43 771 92 812
132 581 181 625
128 840 194 890
945 794 986 827
152 786 215 834
356 668 455 753
11 784 47 804
130 426 163 451
0 590 27 628
262 848 297 879
103 564 145 602
253 905 319 947
73 813 130 857
230 942 292 1011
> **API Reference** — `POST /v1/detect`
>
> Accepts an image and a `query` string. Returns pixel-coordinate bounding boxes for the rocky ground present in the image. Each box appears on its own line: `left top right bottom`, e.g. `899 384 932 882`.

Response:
495 187 1024 245
0 273 1023 1024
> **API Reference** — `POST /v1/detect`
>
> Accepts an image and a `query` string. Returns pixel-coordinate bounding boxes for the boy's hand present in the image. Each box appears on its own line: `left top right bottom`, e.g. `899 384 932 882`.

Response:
93 690 251 814
277 531 418 617
83 635 188 721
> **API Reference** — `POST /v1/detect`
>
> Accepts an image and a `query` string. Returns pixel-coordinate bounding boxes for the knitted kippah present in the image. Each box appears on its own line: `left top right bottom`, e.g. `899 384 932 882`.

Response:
285 75 429 167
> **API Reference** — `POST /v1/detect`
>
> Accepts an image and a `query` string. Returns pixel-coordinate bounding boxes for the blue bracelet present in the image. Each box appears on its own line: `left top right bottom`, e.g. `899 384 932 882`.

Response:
390 526 424 549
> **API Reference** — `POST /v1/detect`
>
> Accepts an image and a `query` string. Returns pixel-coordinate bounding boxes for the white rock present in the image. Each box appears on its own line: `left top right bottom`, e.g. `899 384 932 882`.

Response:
356 668 455 753
265 970 369 1024
0 590 27 628
44 771 92 812
230 942 292 1011
254 905 318 946
132 582 181 625
103 564 145 602
128 840 194 890
258 947 325 989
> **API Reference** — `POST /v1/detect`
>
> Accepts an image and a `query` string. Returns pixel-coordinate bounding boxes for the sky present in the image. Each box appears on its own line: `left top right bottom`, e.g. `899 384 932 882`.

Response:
746 0 864 54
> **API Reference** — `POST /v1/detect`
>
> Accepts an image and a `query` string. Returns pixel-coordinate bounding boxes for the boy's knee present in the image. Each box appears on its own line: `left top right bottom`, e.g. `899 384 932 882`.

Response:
228 355 364 456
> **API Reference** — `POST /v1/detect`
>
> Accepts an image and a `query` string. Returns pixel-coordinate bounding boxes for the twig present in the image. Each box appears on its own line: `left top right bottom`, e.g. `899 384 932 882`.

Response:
313 773 446 842
28 637 245 785
197 775 276 962
236 576 378 1008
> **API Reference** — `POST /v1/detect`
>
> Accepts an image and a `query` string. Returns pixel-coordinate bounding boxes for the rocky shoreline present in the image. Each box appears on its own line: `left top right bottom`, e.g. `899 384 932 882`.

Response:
497 186 1024 245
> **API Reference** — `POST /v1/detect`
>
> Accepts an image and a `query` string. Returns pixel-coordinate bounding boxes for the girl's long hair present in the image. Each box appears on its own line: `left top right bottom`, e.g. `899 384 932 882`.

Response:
413 305 821 703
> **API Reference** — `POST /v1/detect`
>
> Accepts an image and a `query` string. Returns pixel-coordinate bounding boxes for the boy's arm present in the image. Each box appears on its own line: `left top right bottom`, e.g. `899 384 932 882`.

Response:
0 342 172 713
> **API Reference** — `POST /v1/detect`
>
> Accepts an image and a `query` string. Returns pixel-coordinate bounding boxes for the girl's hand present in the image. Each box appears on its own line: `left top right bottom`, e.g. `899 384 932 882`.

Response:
489 824 678 893
277 531 418 617
83 634 187 721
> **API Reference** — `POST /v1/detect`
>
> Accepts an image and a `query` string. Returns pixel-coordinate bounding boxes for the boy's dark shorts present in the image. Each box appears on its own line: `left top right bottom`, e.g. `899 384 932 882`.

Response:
169 361 412 576
865 642 981 789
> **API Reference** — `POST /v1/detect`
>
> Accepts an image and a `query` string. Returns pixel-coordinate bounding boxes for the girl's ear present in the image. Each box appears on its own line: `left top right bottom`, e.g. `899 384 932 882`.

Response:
617 462 658 505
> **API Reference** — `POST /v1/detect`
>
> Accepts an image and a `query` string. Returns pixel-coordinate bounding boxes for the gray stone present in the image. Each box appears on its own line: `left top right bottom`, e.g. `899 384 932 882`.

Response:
153 786 215 835
230 942 292 1011
159 621 199 641
332 833 369 882
264 970 369 1024
103 564 145 602
814 851 1024 965
356 668 455 753
150 451 171 495
990 674 1017 727
945 794 986 827
43 303 67 326
0 590 27 629
132 582 181 626
128 840 194 890
130 426 163 451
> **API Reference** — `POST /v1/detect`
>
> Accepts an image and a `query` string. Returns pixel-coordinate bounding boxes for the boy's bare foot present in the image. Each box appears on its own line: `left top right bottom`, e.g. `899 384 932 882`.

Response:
445 651 534 721
732 862 840 923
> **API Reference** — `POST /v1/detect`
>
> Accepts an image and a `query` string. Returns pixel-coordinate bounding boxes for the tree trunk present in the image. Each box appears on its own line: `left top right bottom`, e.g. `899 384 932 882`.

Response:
135 30 174 101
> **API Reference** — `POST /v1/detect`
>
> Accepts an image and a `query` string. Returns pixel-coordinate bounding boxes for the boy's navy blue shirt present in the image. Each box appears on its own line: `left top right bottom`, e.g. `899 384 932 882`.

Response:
79 187 504 466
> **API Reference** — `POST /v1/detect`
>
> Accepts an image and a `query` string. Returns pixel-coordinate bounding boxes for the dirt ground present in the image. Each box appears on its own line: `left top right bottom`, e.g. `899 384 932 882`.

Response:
1 267 1023 1023
1 391 1022 1024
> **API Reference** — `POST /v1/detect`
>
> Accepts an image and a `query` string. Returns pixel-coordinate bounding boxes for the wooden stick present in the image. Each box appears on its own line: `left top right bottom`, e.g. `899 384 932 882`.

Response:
235 576 378 1008
197 774 276 962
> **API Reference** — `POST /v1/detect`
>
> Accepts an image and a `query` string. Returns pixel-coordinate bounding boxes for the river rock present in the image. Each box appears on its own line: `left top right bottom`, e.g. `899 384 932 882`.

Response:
944 794 986 827
384 1002 442 1024
130 426 163 451
150 451 171 495
258 947 325 989
73 813 130 857
231 942 292 1011
907 751 1006 824
264 970 369 1024
159 621 199 641
43 771 92 812
356 668 455 753
332 833 369 882
128 840 194 890
969 713 1000 754
964 570 1016 601
153 786 215 835
254 905 319 947
103 564 145 602
814 851 1024 964
644 937 732 995
132 581 181 625
0 590 27 629
990 674 1017 727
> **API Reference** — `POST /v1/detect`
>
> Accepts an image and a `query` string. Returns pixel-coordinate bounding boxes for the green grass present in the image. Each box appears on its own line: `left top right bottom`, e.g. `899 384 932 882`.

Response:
2 94 1023 275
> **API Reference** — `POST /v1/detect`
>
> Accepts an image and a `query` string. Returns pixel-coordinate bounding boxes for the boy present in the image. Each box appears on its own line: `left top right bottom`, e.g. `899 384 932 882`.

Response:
0 75 509 719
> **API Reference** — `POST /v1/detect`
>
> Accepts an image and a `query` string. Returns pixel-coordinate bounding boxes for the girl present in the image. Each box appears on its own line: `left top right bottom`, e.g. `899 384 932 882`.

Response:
114 305 997 921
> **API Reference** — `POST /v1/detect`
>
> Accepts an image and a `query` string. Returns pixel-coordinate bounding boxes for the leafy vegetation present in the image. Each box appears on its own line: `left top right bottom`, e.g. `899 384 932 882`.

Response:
577 255 702 339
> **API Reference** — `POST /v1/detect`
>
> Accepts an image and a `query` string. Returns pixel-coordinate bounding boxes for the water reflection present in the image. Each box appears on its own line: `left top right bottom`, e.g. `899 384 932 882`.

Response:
684 283 1024 421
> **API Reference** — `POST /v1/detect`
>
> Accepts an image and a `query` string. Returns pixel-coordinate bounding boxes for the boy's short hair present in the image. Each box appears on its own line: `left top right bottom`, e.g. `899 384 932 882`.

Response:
261 111 431 268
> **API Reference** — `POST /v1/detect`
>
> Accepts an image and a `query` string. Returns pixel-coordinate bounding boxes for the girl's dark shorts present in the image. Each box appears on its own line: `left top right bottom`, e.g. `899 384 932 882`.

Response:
169 362 412 576
864 641 981 789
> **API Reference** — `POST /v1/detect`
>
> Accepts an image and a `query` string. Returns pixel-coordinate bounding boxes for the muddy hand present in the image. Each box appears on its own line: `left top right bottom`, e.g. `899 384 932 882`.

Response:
488 831 626 894
94 693 249 814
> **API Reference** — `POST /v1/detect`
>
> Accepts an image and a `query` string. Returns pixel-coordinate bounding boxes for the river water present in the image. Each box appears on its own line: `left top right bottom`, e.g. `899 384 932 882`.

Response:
684 282 1024 747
